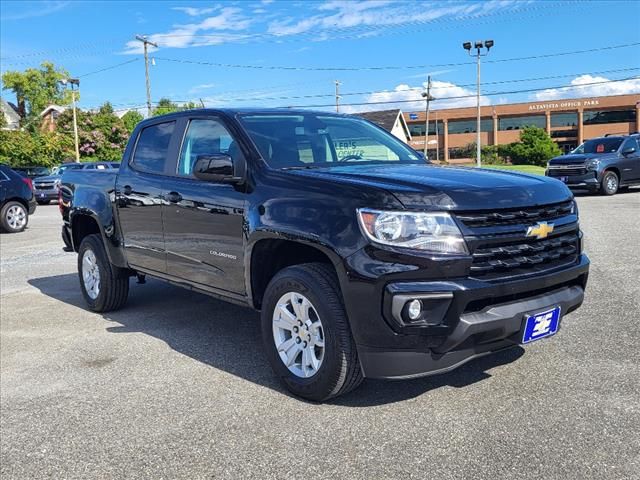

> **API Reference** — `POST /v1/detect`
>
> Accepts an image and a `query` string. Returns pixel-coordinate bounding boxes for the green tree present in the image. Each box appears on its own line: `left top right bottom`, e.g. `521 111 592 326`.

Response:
0 129 71 167
121 110 143 133
152 98 179 116
1 62 72 120
507 126 562 166
56 102 130 161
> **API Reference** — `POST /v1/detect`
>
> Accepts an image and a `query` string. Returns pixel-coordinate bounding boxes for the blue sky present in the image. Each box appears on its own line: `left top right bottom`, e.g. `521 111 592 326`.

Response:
1 0 639 115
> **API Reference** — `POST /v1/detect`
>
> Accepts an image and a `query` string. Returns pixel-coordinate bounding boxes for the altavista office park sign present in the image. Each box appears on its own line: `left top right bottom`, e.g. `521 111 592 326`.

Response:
528 99 601 111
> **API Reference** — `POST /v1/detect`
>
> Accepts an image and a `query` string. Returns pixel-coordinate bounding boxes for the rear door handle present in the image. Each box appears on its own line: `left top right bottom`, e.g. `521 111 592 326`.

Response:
166 191 182 203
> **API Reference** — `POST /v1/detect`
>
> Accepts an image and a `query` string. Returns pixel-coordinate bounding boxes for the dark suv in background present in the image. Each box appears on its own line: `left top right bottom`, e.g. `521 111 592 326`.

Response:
545 134 640 195
0 164 36 233
33 161 120 205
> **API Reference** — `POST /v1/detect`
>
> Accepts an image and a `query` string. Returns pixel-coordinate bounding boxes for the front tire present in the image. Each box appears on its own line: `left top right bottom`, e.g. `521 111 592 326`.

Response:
261 263 363 401
0 201 29 233
78 234 129 312
601 171 619 195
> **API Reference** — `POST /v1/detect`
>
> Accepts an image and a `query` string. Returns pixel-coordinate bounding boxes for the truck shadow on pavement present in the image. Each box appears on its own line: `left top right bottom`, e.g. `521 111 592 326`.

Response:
29 273 524 407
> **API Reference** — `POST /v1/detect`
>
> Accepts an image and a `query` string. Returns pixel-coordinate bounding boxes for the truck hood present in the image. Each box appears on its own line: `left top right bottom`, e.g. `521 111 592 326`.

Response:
548 153 616 165
287 164 572 210
33 174 61 183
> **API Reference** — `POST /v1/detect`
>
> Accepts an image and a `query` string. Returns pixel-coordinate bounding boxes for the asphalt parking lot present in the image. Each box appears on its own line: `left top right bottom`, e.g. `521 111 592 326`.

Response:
1 192 639 480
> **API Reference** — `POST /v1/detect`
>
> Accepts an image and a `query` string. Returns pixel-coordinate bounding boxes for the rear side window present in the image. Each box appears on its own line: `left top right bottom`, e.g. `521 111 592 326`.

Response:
132 121 175 174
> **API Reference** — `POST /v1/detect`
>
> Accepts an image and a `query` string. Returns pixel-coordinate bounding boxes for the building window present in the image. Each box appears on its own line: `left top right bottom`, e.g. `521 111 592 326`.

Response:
551 130 577 138
448 145 475 159
583 109 636 125
550 112 577 127
498 115 546 131
408 121 443 137
448 118 492 134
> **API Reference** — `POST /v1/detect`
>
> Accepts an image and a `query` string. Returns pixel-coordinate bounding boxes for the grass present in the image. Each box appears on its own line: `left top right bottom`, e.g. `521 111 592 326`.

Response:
480 164 546 175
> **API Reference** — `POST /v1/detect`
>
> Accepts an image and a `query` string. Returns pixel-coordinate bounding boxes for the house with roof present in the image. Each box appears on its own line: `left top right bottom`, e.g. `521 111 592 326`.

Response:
354 109 412 143
1 98 21 130
39 105 67 132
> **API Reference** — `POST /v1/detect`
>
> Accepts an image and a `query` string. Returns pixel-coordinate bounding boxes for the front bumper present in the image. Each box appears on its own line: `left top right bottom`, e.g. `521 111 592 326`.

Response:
547 171 600 190
341 252 589 380
33 188 59 201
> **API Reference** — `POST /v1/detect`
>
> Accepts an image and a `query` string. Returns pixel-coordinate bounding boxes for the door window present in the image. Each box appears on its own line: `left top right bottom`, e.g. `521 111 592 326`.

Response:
178 119 239 176
132 121 176 174
621 137 639 152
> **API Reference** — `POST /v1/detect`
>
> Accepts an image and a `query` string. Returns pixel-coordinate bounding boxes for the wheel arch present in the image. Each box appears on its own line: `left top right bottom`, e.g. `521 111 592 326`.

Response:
247 235 344 310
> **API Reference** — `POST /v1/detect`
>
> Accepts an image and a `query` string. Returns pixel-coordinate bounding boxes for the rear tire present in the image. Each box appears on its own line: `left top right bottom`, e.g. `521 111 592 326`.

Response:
261 263 363 401
601 171 619 195
0 201 29 233
78 234 129 312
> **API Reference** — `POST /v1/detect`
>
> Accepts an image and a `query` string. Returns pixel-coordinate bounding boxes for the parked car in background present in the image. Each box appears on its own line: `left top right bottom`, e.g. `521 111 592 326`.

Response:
61 109 589 401
0 164 36 233
34 162 120 205
545 134 640 195
12 166 51 179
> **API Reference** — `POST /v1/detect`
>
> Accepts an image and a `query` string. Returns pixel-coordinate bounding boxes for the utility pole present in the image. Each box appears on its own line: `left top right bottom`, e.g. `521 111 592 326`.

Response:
135 35 158 117
421 76 434 160
463 40 494 167
61 78 81 162
435 111 439 163
335 80 341 113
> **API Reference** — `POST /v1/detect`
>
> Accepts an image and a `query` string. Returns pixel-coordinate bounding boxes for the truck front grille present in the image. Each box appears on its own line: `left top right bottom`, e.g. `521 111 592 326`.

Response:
456 200 573 228
548 167 587 177
34 182 55 190
469 230 579 280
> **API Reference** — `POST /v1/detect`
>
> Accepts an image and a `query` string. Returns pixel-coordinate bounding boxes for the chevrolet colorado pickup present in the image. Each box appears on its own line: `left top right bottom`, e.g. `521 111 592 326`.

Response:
61 109 590 401
545 134 640 195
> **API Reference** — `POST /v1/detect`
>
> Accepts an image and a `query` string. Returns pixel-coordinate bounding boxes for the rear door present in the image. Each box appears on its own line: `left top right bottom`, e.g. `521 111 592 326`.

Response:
161 116 247 295
116 119 180 274
619 137 640 181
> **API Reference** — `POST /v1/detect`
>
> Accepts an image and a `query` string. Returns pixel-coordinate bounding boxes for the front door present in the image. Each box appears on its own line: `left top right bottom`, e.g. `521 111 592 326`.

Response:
116 119 179 274
162 117 247 295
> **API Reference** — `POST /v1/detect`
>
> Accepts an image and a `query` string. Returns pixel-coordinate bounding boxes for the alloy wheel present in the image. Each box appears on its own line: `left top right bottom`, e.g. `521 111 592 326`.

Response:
6 205 27 230
82 249 101 300
272 292 325 378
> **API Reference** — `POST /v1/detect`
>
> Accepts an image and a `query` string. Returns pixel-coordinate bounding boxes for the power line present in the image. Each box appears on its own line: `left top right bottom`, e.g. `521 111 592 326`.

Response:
78 58 140 78
154 42 640 72
283 76 640 109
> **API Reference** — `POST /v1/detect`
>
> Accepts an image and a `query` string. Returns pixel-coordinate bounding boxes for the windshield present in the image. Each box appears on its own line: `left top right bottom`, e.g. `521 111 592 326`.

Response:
573 138 624 154
238 113 423 169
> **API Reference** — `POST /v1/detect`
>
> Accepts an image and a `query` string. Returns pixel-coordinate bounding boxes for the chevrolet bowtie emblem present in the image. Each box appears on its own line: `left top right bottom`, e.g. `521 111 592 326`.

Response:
526 222 554 239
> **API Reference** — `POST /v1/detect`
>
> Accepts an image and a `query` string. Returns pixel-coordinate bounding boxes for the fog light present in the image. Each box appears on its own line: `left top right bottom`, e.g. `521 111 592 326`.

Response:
407 299 422 320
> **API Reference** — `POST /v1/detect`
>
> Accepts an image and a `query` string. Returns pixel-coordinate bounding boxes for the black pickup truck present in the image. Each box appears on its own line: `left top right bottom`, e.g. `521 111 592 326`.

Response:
61 109 589 401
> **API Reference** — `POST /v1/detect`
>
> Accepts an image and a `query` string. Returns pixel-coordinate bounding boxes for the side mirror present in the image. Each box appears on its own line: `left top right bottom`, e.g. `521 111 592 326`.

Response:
621 147 636 156
193 154 242 183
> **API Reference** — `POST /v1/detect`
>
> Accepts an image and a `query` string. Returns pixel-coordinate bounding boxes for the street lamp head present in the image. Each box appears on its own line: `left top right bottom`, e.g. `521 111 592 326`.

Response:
69 78 80 87
484 40 494 50
462 41 472 51
474 41 483 49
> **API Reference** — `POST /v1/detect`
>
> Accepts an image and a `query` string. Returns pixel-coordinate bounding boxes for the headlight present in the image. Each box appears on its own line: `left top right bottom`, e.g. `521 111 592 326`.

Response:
570 200 579 217
357 209 468 254
585 158 600 171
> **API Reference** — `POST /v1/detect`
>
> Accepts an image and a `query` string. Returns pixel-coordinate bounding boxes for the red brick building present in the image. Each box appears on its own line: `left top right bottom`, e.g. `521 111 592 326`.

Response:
403 94 640 163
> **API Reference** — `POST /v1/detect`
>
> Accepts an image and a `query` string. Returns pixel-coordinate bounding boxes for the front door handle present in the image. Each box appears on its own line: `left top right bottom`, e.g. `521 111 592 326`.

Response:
166 191 182 203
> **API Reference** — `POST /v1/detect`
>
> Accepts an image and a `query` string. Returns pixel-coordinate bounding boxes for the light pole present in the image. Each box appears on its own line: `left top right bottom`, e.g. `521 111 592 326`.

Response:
421 75 435 160
61 78 80 162
463 40 494 167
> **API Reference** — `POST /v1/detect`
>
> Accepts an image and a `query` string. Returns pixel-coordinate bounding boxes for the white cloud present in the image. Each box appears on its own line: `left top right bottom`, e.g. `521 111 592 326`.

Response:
189 83 217 94
268 0 520 38
533 75 640 100
1 0 69 21
123 7 252 53
342 80 490 114
172 6 218 17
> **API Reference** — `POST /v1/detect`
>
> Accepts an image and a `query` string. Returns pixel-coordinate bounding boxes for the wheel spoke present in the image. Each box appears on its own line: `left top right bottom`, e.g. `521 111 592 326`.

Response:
291 295 310 322
284 342 301 367
275 304 297 328
277 337 295 353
